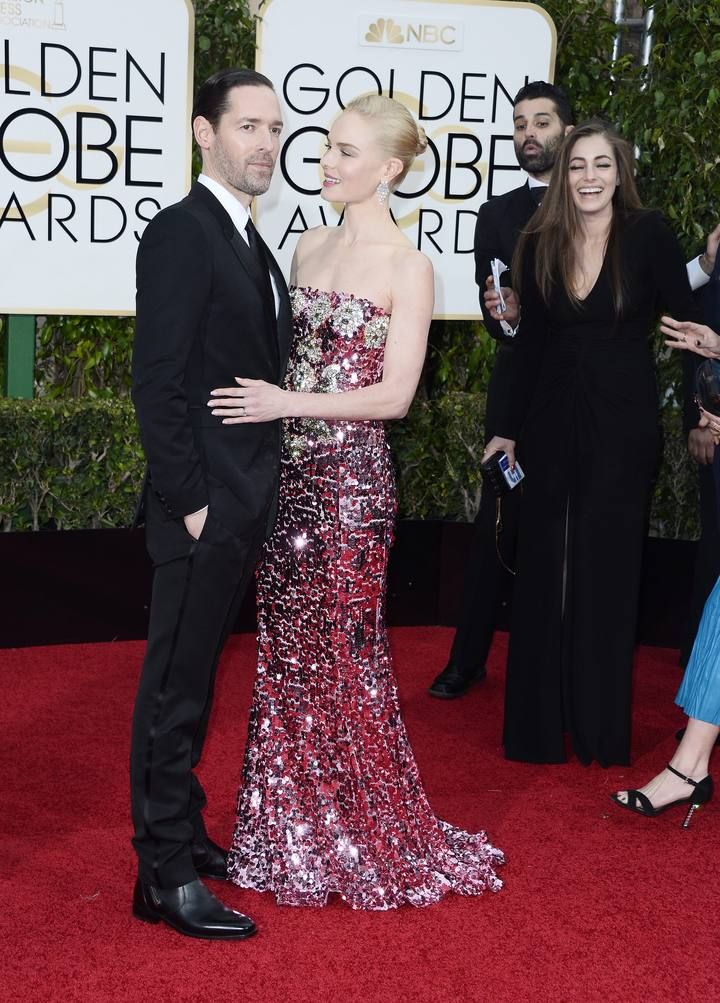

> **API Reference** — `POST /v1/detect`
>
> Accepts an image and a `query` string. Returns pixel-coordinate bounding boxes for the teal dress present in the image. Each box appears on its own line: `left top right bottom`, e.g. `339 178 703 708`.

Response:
677 573 720 725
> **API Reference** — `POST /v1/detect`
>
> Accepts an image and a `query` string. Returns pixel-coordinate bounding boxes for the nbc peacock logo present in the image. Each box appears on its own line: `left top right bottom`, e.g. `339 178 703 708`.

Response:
365 17 405 45
360 15 463 51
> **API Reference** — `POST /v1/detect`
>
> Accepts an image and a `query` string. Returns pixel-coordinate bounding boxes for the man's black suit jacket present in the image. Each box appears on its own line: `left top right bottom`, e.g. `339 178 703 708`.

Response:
132 181 292 550
473 180 538 435
682 252 720 433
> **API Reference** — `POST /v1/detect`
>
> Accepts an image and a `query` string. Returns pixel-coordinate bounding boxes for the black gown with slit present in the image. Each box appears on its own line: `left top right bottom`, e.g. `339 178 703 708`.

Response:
493 210 700 766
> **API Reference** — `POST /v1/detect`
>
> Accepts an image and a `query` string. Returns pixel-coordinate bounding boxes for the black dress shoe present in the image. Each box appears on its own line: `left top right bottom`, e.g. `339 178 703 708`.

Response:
132 878 256 940
191 837 229 881
428 661 486 699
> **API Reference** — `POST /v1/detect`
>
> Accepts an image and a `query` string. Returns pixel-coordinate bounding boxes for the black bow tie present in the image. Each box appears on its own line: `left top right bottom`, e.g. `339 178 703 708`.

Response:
529 186 546 207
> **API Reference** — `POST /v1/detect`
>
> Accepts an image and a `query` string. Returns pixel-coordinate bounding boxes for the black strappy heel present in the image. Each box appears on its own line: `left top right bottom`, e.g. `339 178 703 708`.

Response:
610 765 714 829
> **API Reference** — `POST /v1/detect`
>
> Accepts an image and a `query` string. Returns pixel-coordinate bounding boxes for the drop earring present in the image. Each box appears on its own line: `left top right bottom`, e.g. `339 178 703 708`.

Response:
376 180 390 206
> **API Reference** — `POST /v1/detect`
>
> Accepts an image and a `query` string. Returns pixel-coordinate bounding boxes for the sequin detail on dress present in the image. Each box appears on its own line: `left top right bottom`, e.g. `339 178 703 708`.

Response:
227 286 504 909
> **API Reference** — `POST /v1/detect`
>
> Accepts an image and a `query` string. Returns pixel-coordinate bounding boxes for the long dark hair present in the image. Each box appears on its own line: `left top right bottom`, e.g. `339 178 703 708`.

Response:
512 118 643 316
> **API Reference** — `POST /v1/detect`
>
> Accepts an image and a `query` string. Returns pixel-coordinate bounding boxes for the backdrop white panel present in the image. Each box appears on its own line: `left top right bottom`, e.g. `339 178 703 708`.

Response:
0 0 194 315
256 0 556 318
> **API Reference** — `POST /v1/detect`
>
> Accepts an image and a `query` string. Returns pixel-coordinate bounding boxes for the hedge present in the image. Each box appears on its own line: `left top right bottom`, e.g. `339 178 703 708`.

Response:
0 393 698 538
0 400 144 531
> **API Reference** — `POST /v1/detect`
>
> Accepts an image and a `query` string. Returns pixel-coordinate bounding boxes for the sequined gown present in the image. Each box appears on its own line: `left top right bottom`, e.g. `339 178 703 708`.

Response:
227 286 504 909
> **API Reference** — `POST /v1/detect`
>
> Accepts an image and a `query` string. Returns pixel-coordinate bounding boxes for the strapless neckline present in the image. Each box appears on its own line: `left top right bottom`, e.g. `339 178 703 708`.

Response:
291 285 390 318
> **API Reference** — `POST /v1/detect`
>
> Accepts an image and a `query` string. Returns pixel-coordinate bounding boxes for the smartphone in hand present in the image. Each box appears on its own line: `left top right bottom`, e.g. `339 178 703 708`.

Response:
490 257 509 314
480 450 525 496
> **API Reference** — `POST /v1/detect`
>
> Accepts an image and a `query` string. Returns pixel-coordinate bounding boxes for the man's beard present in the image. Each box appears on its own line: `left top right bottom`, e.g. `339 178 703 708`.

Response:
215 144 274 197
231 166 274 197
515 133 562 175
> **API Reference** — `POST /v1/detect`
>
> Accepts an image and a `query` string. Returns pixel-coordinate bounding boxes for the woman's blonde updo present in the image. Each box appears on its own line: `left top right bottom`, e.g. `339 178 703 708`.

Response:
344 94 427 187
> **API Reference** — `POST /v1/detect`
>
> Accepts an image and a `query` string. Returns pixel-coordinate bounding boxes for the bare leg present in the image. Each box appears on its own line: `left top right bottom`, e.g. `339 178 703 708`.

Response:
614 718 719 808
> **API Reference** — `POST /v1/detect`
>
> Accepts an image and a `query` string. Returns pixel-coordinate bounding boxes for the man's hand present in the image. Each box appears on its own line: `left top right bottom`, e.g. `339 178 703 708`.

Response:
700 221 720 276
184 505 208 540
688 427 716 465
484 275 520 326
482 435 517 467
699 410 720 444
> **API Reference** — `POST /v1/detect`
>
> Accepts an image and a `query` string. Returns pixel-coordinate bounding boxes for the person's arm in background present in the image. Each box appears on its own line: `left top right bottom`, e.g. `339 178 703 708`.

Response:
680 223 720 466
473 201 519 340
661 216 720 361
686 221 720 291
482 236 548 465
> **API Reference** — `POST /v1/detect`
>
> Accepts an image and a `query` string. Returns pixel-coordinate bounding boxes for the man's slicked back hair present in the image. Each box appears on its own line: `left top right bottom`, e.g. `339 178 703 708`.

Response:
192 68 276 129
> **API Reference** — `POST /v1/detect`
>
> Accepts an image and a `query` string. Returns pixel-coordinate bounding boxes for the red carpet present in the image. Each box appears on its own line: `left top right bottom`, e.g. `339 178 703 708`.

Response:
2 628 719 1002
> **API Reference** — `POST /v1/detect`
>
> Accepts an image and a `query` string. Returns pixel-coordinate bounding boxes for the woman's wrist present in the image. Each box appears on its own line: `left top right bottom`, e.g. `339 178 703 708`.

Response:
282 389 300 418
700 252 714 276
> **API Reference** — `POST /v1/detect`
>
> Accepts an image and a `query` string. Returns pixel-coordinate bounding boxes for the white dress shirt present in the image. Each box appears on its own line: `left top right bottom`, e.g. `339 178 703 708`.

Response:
687 255 711 293
527 176 548 194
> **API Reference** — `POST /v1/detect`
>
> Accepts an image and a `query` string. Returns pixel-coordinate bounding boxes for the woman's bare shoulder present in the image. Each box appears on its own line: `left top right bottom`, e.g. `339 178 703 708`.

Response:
297 225 334 250
293 225 334 266
389 244 434 283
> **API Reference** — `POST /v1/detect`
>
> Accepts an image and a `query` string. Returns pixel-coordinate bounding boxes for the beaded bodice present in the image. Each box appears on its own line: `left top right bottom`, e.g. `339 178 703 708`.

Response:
284 286 391 459
287 285 390 392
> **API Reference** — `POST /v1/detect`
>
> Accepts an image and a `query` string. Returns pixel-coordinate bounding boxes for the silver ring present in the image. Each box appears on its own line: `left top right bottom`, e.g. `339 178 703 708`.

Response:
240 406 246 415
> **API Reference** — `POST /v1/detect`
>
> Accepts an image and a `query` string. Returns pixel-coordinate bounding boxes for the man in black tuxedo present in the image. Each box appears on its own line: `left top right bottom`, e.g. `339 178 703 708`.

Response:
429 82 574 699
129 69 292 939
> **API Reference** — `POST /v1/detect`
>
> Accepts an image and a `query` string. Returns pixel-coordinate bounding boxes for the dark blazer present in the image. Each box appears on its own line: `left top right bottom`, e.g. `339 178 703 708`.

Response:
709 252 720 325
474 181 539 435
132 181 292 548
683 252 720 432
474 181 539 341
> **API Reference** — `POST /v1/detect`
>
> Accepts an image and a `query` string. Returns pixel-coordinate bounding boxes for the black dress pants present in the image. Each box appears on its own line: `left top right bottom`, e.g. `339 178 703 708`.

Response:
130 507 262 888
447 480 520 671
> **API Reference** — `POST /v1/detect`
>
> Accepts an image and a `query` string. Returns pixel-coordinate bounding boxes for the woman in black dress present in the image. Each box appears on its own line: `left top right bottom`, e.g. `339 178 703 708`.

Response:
484 119 699 766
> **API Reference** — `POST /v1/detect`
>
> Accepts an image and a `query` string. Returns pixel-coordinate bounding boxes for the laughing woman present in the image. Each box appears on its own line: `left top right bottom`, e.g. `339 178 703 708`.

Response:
483 119 701 767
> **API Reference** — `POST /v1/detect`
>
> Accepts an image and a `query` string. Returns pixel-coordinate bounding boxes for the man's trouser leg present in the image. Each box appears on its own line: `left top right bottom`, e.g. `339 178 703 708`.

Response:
130 523 259 888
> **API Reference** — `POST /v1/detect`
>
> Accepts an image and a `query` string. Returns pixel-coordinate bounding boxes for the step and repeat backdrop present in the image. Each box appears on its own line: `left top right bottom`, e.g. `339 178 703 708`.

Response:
0 0 555 318
256 0 555 318
0 0 194 315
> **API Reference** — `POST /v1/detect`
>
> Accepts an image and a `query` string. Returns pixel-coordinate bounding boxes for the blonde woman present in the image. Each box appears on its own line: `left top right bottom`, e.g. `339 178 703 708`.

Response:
209 96 504 908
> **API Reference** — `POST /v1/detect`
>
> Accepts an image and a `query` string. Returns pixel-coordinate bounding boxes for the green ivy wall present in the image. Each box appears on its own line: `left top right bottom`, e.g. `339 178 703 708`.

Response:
1 0 719 535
